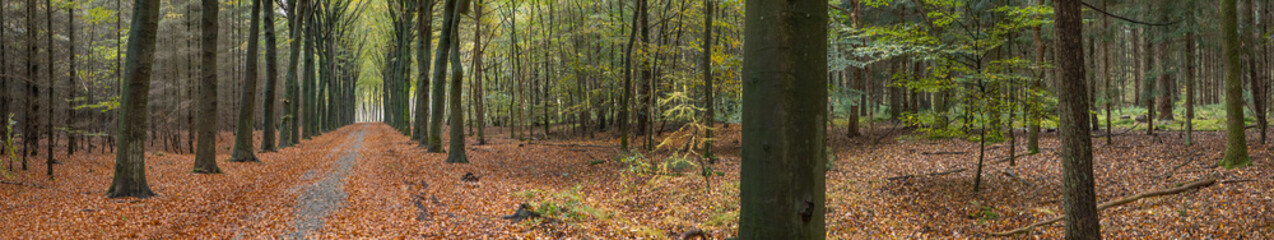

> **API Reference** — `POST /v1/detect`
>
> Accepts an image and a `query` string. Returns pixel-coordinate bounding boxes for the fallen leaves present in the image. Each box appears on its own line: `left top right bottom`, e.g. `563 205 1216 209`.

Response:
0 123 1270 239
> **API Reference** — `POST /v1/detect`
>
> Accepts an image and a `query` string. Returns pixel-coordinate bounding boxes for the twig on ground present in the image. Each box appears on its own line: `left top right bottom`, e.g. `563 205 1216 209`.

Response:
0 180 49 189
887 168 967 181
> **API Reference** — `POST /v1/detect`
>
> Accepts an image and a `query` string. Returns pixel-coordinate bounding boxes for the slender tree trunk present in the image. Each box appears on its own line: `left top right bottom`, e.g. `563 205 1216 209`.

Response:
107 0 162 198
228 0 261 162
738 0 827 238
1185 31 1196 146
701 0 714 159
1028 23 1043 154
474 0 486 145
68 1 78 156
45 0 56 178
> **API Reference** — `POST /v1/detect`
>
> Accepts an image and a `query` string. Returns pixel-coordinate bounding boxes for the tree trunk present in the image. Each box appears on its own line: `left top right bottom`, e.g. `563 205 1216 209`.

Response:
1053 0 1101 238
1185 31 1196 146
228 0 261 163
445 12 468 163
738 0 827 238
428 0 459 153
193 0 222 173
474 0 486 145
1221 0 1252 168
67 1 78 156
415 0 435 144
107 0 162 198
45 0 56 178
260 0 278 152
701 0 715 158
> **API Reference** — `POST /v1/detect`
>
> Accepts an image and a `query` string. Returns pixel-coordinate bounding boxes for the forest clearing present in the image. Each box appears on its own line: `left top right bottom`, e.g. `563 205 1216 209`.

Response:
4 0 1274 238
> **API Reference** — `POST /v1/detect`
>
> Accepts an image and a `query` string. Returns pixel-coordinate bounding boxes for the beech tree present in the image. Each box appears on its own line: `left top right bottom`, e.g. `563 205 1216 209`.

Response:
193 0 221 174
737 0 827 238
228 0 262 163
107 0 162 198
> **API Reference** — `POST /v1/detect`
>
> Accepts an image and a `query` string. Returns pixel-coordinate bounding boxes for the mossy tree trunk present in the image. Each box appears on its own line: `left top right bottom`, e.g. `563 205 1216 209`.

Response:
1221 0 1252 168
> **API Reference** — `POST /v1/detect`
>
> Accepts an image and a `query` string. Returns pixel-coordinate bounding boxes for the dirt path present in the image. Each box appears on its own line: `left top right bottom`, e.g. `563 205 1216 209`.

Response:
285 127 366 239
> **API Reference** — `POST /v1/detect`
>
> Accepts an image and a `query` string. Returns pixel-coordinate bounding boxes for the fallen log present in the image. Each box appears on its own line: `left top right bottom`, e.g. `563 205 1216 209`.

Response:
527 142 618 149
0 180 49 189
887 168 967 181
990 178 1217 237
922 151 969 156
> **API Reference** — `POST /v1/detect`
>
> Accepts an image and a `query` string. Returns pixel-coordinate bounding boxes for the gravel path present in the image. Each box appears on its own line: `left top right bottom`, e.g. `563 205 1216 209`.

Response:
286 128 365 239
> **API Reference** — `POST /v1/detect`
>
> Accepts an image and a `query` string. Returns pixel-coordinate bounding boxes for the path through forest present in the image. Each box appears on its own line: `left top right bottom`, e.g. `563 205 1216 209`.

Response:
283 127 364 238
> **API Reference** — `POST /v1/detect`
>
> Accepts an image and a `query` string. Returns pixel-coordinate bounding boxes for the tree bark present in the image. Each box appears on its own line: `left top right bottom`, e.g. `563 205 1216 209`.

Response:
738 0 827 238
107 0 163 198
1221 0 1252 168
414 0 435 144
194 0 222 173
428 0 459 153
1053 0 1101 238
445 16 467 163
260 0 278 152
228 0 262 162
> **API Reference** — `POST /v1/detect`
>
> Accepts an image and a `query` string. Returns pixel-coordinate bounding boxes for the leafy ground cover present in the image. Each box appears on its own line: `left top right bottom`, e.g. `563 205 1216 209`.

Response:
0 123 1270 238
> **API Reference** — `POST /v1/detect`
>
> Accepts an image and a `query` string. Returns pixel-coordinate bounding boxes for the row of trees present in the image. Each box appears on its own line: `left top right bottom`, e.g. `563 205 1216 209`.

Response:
0 0 367 194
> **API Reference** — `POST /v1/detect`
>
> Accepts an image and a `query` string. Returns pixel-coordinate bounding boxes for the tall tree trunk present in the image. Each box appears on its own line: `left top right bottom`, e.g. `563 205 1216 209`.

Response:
701 0 714 158
280 0 306 148
1053 0 1101 238
1101 0 1112 145
1221 0 1252 168
445 11 467 163
1185 31 1196 146
1028 21 1043 154
414 0 435 144
24 0 38 171
1144 30 1156 135
738 0 827 238
0 0 8 168
1246 0 1268 143
260 0 278 152
427 0 459 153
68 1 78 156
45 0 56 178
194 0 222 173
228 0 261 162
107 0 162 198
473 0 486 145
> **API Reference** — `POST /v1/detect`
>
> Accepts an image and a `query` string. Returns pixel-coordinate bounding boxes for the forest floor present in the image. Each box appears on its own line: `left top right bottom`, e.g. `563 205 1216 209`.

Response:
0 122 1271 239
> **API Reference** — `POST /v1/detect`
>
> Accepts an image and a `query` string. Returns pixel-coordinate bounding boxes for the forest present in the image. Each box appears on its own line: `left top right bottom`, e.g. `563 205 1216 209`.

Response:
0 0 1271 238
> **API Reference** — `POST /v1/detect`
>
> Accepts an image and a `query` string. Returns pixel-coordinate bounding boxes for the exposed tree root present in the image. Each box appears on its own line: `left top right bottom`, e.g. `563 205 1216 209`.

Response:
990 178 1216 237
